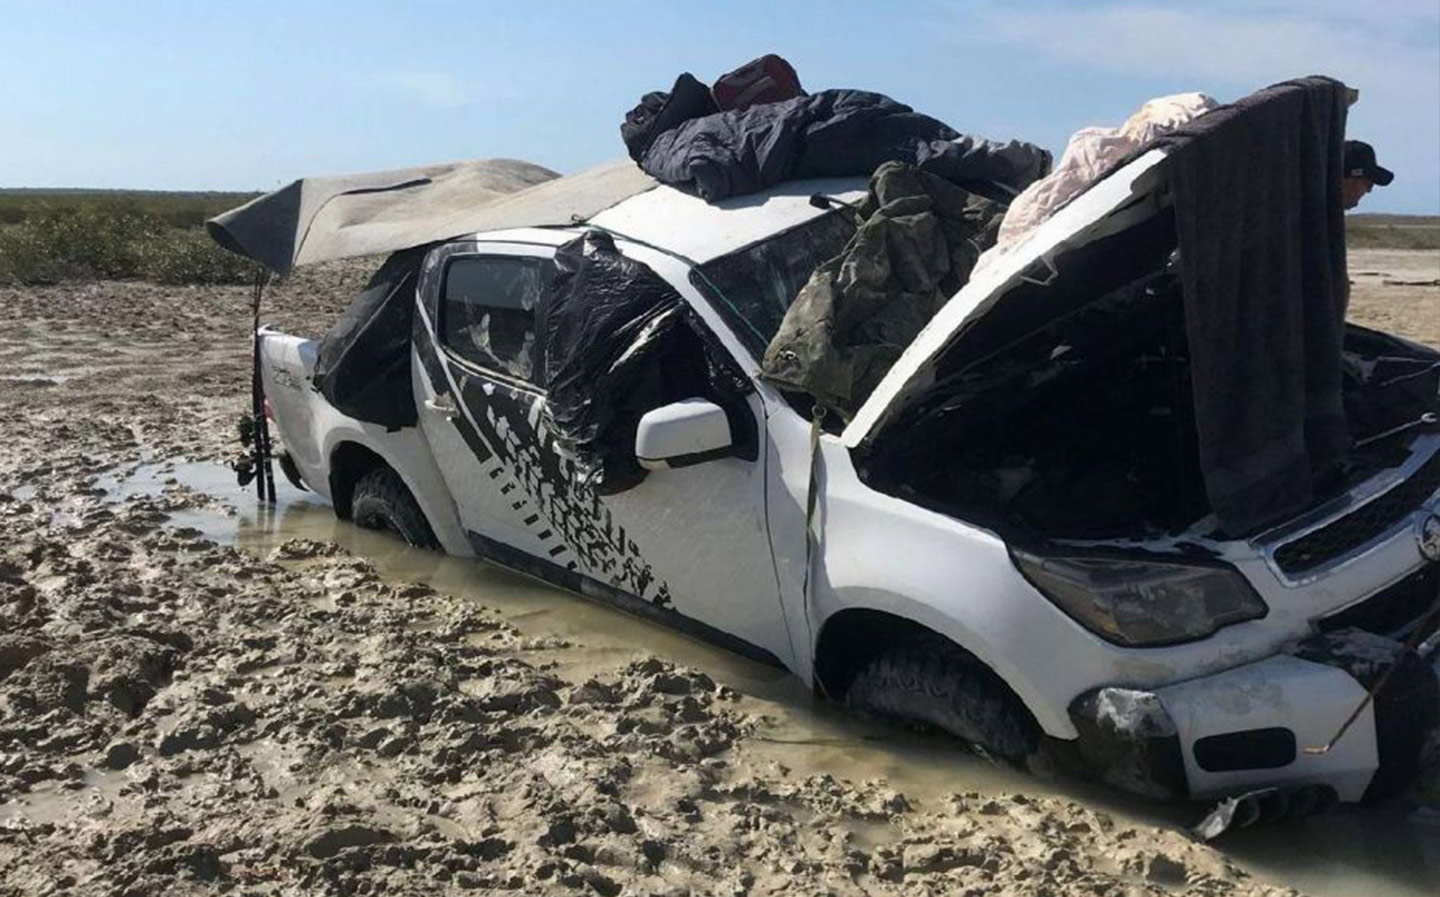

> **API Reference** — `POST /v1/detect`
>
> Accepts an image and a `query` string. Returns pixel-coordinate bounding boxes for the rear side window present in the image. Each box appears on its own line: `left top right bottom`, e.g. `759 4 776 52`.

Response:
440 256 553 383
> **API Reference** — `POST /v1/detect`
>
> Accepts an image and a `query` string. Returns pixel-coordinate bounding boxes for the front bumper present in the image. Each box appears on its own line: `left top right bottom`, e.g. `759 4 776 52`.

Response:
1069 630 1440 803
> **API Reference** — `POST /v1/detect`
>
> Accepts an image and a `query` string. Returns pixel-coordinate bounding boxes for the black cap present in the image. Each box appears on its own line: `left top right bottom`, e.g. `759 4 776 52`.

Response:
1344 140 1394 186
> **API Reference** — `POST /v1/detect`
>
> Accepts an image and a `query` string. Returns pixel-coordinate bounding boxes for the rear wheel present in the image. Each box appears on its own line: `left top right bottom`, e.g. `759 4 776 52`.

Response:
843 636 1040 764
350 468 440 549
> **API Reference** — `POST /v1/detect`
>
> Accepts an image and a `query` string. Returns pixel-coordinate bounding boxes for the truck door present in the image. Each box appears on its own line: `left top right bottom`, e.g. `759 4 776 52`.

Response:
413 240 791 668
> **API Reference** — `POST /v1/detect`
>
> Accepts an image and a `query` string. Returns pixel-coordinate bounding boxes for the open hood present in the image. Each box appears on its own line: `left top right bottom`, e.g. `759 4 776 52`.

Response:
847 75 1354 537
842 148 1172 450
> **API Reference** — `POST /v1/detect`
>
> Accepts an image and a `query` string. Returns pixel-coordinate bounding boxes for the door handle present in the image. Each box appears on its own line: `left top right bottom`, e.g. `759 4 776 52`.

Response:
424 396 459 420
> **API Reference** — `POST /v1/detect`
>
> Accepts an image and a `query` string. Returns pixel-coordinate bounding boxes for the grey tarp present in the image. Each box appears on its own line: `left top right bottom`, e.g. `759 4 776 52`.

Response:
207 158 558 274
207 158 659 275
446 159 656 237
762 162 1005 416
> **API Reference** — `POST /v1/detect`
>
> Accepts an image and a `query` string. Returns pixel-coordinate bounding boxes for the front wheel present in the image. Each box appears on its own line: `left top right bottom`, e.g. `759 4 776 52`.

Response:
350 467 440 550
843 637 1040 765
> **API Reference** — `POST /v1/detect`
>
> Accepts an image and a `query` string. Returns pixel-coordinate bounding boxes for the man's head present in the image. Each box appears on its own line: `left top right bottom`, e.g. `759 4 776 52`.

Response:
1342 140 1393 210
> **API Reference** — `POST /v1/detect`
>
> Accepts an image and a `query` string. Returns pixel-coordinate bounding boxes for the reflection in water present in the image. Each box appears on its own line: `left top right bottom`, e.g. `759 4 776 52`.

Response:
122 460 1440 897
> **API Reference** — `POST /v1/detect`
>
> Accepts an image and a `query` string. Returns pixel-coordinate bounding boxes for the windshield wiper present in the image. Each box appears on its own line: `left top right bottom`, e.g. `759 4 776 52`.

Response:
808 193 862 227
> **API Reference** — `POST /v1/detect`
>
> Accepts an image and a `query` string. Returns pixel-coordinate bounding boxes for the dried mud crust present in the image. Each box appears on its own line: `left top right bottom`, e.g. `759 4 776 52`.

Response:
0 251 1430 895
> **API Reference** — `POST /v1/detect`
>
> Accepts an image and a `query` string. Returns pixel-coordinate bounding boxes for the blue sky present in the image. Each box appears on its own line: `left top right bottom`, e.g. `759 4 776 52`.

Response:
2 0 1437 213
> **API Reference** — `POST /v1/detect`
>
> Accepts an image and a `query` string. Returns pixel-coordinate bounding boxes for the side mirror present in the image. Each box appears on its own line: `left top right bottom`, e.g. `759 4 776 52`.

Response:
635 399 734 470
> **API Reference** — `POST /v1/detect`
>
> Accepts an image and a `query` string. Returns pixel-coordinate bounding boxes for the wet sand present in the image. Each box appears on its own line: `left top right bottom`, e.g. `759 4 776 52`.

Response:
0 250 1435 895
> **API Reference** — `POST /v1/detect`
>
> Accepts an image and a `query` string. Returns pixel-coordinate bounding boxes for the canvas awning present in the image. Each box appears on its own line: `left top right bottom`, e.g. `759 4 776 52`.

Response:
207 157 659 275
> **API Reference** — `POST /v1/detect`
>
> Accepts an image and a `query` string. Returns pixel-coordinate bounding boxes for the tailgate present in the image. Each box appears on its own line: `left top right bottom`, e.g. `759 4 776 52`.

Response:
258 328 324 473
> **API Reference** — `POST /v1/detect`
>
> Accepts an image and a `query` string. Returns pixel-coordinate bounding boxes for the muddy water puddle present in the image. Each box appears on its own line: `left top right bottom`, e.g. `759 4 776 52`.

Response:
0 768 129 827
32 456 1437 897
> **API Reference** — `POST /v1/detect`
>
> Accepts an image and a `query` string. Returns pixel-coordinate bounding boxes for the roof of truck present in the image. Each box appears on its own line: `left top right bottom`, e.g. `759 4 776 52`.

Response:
584 176 868 264
457 172 869 264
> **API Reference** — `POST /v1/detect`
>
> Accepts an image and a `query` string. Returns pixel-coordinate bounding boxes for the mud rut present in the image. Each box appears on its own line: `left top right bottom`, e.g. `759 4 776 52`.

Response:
0 255 1434 896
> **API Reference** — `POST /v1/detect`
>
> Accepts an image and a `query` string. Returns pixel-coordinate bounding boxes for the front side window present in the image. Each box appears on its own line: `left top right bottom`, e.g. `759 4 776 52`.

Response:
440 256 553 382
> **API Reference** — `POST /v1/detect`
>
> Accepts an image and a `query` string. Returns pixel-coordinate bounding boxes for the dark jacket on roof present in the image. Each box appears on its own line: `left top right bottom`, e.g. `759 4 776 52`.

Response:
637 89 1052 203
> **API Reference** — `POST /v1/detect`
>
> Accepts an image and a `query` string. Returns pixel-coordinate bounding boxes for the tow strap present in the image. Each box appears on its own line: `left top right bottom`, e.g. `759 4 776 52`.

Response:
1305 581 1440 755
801 404 826 642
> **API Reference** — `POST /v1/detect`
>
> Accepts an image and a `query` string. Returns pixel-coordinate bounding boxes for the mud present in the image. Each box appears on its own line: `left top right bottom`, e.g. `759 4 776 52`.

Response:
0 251 1435 896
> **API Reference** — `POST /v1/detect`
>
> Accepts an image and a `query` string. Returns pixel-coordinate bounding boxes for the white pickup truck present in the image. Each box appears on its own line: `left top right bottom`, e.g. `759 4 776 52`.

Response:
244 145 1440 811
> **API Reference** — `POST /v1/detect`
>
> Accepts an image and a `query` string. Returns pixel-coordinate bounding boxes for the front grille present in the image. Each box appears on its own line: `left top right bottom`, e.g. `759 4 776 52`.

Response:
1273 451 1440 575
1317 563 1439 638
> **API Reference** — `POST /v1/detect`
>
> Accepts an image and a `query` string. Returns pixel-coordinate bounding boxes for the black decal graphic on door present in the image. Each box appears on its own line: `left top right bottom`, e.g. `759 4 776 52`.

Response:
453 372 672 607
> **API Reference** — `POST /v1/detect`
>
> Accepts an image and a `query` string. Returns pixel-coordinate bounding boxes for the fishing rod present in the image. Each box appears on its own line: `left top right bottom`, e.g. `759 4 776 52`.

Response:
249 267 276 505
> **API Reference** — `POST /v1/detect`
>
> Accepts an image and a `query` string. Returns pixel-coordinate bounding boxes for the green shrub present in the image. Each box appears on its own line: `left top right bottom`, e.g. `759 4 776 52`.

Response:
0 191 256 229
1345 223 1440 251
0 202 258 285
136 227 260 284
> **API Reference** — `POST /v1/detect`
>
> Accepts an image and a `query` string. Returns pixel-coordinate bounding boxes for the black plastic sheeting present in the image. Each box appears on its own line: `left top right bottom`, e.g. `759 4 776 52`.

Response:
540 231 755 494
312 246 430 430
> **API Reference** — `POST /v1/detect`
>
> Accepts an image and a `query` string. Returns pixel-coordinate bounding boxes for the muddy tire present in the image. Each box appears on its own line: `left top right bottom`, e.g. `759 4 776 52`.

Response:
843 637 1040 764
350 468 440 549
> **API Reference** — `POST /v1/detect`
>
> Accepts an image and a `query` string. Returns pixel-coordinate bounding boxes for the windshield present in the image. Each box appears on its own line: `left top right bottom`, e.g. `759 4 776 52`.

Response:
691 210 855 358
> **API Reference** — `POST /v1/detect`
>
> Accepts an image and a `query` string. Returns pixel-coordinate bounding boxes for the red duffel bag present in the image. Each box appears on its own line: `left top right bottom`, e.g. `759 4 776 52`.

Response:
711 54 804 112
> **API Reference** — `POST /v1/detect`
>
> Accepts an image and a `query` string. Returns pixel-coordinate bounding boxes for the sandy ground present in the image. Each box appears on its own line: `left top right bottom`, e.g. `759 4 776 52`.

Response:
1347 249 1440 346
0 249 1434 896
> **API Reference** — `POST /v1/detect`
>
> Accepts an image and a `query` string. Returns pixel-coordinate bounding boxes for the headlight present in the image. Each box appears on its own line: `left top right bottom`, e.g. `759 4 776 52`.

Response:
1012 550 1267 647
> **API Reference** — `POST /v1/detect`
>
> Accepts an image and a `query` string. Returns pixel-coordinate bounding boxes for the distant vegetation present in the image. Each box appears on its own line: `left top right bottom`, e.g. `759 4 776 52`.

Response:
1345 214 1440 251
0 190 1435 287
0 189 261 285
